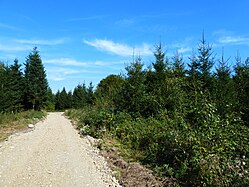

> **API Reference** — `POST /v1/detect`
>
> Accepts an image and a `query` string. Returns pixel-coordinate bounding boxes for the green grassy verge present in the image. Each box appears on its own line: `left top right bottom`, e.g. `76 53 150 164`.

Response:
0 110 46 141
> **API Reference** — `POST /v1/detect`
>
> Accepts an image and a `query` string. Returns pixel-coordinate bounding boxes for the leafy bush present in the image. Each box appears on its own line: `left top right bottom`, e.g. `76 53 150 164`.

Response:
67 106 249 186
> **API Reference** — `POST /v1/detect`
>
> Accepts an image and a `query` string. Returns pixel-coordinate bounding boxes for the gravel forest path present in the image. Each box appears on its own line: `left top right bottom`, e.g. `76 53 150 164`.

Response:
0 112 118 187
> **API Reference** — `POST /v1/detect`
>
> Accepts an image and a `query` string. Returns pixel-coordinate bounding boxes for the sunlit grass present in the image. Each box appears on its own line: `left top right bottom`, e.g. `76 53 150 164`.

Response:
0 110 46 141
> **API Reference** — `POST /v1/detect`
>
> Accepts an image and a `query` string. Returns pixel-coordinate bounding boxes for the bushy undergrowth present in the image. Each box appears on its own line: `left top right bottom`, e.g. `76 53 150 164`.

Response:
66 107 249 186
65 37 249 186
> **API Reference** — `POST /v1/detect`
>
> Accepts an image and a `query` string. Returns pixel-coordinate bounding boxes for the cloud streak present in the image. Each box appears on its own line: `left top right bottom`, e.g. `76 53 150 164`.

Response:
46 67 81 81
65 15 108 22
84 39 152 56
218 35 249 45
15 38 66 45
0 22 21 31
0 44 31 52
44 58 88 67
170 38 194 54
44 57 125 69
178 47 192 54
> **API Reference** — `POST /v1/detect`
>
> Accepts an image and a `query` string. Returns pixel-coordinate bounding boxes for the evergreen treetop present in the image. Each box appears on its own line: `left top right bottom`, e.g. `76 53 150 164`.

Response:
24 47 48 110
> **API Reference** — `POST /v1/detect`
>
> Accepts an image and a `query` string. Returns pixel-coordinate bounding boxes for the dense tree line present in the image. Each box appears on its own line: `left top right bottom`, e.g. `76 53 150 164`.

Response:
0 47 48 112
93 35 249 127
54 82 95 110
67 34 249 186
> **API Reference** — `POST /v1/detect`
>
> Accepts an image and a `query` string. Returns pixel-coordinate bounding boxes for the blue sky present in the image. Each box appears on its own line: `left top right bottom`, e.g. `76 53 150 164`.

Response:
0 0 249 92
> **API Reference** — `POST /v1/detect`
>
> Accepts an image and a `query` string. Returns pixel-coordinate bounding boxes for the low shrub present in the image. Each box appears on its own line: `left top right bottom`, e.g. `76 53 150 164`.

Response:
66 107 249 186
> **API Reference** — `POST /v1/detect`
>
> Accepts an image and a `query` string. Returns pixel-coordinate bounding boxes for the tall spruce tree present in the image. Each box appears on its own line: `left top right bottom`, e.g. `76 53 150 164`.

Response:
118 57 147 115
45 87 55 111
172 51 186 78
0 62 9 112
152 42 168 74
72 84 87 108
8 59 24 112
55 90 62 110
188 52 200 81
24 47 48 110
196 33 215 90
55 87 71 110
86 82 95 105
214 49 233 118
233 55 249 125
67 91 73 109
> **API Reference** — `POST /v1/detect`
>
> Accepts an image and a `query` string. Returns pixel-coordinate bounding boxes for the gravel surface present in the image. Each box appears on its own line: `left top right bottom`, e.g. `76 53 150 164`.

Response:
0 112 120 187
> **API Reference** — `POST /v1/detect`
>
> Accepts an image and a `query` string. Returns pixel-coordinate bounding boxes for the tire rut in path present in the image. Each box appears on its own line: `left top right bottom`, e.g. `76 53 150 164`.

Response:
0 112 117 187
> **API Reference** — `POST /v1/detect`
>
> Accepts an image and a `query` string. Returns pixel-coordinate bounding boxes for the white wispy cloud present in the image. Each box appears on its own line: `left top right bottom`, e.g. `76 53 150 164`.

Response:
178 47 192 54
65 15 108 22
115 18 135 27
212 29 234 36
83 39 152 56
44 58 88 67
0 44 31 51
46 64 111 81
0 22 21 31
171 38 193 54
46 67 81 81
15 38 66 45
218 35 249 45
44 57 124 70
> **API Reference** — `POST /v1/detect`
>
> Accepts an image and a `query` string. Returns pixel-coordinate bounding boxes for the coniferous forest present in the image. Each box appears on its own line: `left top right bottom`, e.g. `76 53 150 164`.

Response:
0 47 48 112
1 35 249 186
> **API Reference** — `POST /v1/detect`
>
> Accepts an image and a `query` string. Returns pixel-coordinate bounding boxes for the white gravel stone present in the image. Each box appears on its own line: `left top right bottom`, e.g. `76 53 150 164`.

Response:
28 124 34 128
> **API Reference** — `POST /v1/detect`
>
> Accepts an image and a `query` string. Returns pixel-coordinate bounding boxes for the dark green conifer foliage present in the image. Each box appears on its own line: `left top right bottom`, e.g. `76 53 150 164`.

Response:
86 82 95 105
95 74 124 109
45 87 55 111
214 49 233 118
24 47 48 110
8 59 24 112
172 51 186 78
188 52 200 81
233 55 249 125
196 33 215 90
0 62 9 112
152 42 168 74
72 84 87 108
60 87 69 109
54 88 72 110
67 91 73 109
118 57 147 115
0 60 23 112
55 90 62 110
96 74 124 98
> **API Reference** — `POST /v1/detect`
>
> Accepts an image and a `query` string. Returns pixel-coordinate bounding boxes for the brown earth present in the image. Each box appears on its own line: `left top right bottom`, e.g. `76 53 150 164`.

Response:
100 146 169 187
